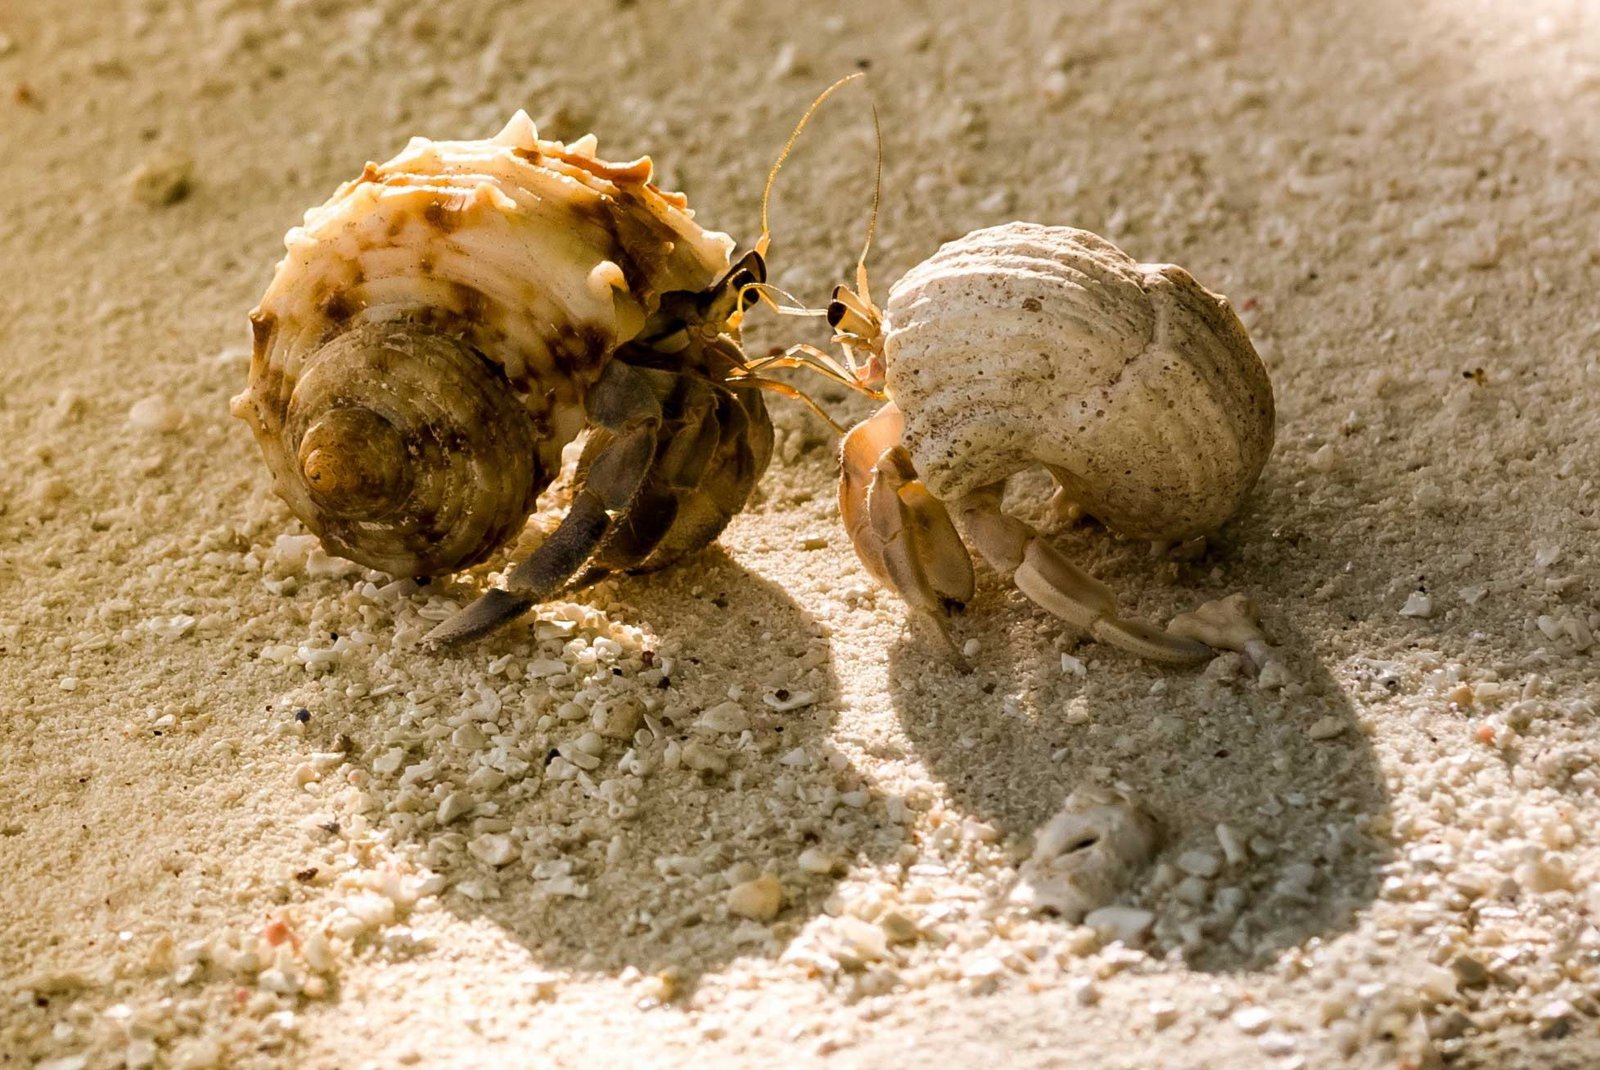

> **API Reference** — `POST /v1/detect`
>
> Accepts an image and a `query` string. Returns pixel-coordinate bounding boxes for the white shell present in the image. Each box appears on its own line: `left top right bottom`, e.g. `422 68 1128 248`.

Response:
1009 789 1159 921
883 223 1275 540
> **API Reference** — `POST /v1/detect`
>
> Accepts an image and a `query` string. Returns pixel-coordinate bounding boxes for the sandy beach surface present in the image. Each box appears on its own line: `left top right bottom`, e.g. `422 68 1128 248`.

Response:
3 1 1599 1067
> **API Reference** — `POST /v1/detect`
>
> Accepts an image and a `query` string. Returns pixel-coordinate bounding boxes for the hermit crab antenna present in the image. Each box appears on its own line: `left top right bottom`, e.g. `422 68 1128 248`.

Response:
757 71 867 260
855 101 883 305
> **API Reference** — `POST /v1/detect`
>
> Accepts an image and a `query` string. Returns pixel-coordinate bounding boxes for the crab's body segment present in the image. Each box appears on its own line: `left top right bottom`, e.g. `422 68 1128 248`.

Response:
838 223 1276 665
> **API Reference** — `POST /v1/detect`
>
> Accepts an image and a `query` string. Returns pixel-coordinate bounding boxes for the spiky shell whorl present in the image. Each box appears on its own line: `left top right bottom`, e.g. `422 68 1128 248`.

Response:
231 112 735 576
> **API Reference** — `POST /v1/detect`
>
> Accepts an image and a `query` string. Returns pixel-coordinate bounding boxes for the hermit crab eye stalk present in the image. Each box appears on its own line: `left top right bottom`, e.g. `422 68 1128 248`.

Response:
727 77 891 403
826 293 849 329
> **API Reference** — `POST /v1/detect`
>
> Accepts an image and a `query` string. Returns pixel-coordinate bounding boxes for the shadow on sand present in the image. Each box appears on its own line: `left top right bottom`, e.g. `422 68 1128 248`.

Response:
353 548 898 983
887 472 1392 971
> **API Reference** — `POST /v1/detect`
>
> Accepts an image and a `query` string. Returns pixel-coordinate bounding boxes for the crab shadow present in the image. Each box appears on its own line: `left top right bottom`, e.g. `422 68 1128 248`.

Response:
887 514 1393 972
383 549 893 983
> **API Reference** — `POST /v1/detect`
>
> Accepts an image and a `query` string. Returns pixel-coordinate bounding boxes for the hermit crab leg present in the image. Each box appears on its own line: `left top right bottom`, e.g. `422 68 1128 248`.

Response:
841 403 975 668
739 343 856 387
953 485 1213 664
425 360 664 646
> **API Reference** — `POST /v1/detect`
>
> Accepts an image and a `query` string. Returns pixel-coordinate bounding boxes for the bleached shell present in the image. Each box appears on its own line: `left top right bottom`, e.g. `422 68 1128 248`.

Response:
231 112 735 574
1010 788 1159 921
883 223 1274 540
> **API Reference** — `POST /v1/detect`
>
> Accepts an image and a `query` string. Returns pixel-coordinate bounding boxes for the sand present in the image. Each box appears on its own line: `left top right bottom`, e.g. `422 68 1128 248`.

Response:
2 0 1599 1067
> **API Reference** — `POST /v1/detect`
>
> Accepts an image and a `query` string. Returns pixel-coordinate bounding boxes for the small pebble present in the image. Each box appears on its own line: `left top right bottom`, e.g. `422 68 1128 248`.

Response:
1534 546 1563 570
170 1037 222 1070
879 911 919 945
762 688 817 711
468 833 517 867
1257 1031 1296 1056
1150 1000 1180 1029
1307 716 1344 740
1082 905 1154 944
1257 660 1293 690
592 696 644 740
128 150 194 206
797 847 840 875
1176 850 1222 878
962 638 981 659
695 701 750 734
835 916 891 965
1450 954 1488 986
1215 824 1247 866
451 723 487 749
127 394 184 434
682 741 729 774
1399 591 1434 619
437 792 474 826
1231 1006 1274 1035
1536 998 1576 1026
1306 443 1342 472
726 876 782 921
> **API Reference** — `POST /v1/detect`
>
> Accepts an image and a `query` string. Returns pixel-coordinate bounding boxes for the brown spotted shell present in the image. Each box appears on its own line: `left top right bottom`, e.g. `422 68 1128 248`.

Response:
883 223 1275 540
231 112 735 576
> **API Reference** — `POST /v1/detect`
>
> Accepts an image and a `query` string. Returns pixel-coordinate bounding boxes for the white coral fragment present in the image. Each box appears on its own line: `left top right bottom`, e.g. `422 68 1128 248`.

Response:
1010 788 1159 920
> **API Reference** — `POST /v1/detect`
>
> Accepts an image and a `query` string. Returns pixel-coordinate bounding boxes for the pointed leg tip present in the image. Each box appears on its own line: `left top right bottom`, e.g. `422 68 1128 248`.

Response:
423 589 535 650
1093 617 1213 664
914 610 972 673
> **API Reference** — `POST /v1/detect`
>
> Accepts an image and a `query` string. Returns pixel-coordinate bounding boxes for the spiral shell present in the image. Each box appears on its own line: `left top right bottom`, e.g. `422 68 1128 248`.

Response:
231 112 735 576
883 223 1274 540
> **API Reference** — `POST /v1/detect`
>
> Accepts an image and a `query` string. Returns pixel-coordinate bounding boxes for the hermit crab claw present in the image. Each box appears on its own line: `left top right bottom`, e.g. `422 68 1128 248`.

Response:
840 404 1213 670
839 402 975 667
423 357 665 647
424 344 775 648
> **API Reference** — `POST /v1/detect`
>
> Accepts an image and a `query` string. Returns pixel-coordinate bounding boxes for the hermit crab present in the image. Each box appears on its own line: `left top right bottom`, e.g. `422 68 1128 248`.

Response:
231 101 851 644
755 222 1277 667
